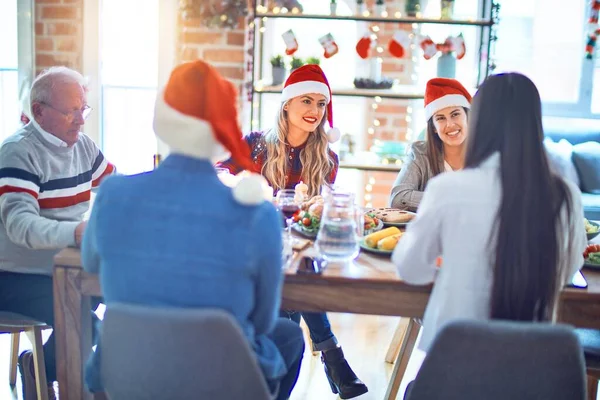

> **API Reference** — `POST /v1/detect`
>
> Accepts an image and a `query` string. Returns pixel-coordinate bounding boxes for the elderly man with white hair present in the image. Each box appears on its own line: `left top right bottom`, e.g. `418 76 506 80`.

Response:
0 66 114 399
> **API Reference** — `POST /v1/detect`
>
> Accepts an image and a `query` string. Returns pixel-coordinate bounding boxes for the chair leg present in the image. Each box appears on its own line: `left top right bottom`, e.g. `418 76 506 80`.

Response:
26 328 49 400
9 332 20 387
385 318 409 364
384 318 420 400
587 375 598 400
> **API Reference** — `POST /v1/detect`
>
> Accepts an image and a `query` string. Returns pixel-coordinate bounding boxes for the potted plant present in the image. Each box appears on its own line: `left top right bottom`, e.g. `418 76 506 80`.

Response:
290 56 304 72
270 54 286 86
440 0 455 19
355 0 366 14
405 0 421 17
375 0 385 15
305 56 321 65
330 0 337 15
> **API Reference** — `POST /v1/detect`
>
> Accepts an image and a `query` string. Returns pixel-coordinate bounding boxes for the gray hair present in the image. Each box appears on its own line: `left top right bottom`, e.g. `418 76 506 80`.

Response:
30 66 88 108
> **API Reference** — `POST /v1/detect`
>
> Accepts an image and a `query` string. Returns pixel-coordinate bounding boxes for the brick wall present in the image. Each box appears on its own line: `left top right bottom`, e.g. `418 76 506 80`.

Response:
177 15 247 87
35 0 83 75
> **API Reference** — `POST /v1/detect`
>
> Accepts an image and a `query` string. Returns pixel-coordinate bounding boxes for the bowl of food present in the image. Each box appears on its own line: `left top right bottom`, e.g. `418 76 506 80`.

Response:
585 218 600 241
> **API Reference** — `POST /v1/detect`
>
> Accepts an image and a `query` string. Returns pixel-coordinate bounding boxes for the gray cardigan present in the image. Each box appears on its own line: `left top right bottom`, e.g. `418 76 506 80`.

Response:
389 141 437 211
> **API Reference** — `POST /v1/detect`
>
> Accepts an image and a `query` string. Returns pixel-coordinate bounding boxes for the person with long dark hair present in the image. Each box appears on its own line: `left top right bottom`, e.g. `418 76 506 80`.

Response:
391 73 587 352
389 78 471 211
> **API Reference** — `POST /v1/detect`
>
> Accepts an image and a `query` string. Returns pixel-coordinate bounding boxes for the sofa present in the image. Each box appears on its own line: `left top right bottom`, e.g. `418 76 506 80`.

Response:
545 130 600 220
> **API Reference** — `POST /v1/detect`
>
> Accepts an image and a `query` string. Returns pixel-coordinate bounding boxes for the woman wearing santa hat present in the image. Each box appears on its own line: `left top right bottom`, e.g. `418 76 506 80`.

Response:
82 60 304 400
391 73 585 358
218 64 368 399
389 78 472 211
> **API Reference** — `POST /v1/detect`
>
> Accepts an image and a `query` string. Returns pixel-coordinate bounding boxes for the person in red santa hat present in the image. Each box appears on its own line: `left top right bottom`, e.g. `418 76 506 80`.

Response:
82 60 305 400
390 77 472 211
218 64 369 399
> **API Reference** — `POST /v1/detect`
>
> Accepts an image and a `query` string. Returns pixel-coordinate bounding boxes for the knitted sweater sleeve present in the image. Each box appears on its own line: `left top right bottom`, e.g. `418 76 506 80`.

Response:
0 142 78 249
249 201 283 335
81 185 104 274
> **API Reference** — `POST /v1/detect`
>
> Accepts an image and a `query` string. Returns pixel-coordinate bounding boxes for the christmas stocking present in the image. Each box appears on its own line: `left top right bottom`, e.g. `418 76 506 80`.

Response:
356 34 373 59
420 36 437 60
450 34 466 60
319 33 339 59
388 30 411 58
282 30 298 56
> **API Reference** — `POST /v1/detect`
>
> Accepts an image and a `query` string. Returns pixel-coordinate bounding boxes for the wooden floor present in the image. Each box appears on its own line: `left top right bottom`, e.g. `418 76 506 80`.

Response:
0 312 595 400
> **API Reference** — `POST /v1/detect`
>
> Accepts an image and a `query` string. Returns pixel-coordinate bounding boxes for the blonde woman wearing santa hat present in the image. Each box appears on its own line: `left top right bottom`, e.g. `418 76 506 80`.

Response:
218 64 368 399
389 78 472 211
81 61 304 400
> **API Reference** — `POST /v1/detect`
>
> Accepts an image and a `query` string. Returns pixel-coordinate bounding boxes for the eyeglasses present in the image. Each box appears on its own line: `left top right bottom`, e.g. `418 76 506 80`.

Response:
40 102 92 121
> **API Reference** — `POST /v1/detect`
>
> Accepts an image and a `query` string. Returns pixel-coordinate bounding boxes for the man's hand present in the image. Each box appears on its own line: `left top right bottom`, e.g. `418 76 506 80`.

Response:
75 221 87 246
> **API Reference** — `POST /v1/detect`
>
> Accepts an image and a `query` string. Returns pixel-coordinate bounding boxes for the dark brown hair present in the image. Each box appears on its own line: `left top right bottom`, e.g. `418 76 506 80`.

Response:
464 73 572 321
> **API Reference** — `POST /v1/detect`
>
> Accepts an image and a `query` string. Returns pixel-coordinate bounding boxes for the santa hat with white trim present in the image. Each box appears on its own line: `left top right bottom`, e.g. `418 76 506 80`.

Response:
153 60 267 205
424 78 472 121
281 64 340 143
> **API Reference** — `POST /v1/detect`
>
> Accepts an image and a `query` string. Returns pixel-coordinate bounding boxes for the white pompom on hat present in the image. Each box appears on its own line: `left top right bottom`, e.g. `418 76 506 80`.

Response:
281 64 340 143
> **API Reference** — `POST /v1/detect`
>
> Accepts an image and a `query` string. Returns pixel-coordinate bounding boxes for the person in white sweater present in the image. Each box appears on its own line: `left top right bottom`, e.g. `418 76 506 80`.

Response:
392 73 587 353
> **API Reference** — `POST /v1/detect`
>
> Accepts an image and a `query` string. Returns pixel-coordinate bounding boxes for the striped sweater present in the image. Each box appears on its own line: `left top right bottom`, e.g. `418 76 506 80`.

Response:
0 123 114 275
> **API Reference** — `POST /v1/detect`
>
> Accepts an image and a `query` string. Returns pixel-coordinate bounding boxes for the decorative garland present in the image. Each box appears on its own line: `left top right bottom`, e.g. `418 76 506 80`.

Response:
586 0 600 59
179 0 249 29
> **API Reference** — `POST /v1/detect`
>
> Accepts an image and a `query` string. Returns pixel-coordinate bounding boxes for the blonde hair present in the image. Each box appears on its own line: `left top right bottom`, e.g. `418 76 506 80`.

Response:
262 102 335 197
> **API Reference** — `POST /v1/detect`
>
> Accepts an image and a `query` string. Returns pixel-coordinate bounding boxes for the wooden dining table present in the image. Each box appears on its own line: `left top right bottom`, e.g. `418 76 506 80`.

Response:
52 244 600 400
52 245 431 400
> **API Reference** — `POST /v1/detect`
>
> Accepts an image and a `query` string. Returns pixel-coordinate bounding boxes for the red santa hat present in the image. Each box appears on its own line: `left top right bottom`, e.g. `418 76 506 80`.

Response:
153 60 267 205
281 64 340 143
424 78 472 121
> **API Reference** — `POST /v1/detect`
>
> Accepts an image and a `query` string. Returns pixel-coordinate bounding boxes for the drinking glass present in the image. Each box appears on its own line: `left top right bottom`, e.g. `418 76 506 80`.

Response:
276 189 300 244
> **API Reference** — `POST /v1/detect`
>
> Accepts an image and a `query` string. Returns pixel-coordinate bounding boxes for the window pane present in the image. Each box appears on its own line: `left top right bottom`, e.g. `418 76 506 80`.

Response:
102 87 156 174
101 0 158 87
592 56 600 114
0 0 19 141
494 0 585 103
0 0 18 68
0 71 20 141
100 0 159 174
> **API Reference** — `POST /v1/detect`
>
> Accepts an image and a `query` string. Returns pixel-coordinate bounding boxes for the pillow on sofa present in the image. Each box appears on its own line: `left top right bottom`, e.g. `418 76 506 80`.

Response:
544 138 580 187
572 141 600 194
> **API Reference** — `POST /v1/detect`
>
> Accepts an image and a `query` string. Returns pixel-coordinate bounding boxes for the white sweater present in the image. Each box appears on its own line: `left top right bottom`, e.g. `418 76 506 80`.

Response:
392 152 587 351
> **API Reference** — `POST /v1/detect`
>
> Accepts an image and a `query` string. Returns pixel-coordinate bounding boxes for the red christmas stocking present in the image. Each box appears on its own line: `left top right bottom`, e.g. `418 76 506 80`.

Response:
319 33 339 59
356 34 373 59
450 34 466 60
420 36 437 60
282 29 298 56
388 30 411 58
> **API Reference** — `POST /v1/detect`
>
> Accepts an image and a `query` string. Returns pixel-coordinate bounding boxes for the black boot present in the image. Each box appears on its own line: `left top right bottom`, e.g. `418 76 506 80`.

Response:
321 346 368 399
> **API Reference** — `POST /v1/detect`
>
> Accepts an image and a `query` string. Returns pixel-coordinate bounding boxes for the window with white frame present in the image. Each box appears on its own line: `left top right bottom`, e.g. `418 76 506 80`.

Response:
98 0 160 175
0 0 21 142
494 0 599 119
84 0 175 175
